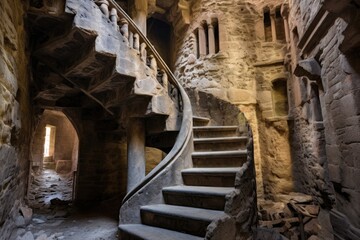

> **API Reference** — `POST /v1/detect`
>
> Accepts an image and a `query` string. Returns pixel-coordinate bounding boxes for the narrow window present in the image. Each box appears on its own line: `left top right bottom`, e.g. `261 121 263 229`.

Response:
272 79 288 116
212 18 220 53
264 8 272 42
201 21 209 55
43 125 56 158
194 29 200 58
310 84 323 121
275 6 285 41
43 126 51 157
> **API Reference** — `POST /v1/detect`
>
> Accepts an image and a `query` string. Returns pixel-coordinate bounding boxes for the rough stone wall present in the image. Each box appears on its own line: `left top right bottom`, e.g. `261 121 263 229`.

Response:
287 0 360 236
75 118 126 207
0 0 32 238
172 0 293 199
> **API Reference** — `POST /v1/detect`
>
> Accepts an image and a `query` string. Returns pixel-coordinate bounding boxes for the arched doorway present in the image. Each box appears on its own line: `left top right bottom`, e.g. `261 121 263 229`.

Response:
28 110 79 209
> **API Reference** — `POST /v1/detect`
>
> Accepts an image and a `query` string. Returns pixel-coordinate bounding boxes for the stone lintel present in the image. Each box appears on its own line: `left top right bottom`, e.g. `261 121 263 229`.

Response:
297 7 337 56
253 58 284 67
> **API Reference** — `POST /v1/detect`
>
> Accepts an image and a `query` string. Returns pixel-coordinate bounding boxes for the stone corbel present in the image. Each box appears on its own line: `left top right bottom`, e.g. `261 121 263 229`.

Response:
147 0 166 16
178 0 191 25
167 0 192 35
294 58 321 80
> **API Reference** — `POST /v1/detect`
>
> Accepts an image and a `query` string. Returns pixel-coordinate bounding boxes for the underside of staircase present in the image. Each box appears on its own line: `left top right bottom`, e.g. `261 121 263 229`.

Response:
27 0 257 239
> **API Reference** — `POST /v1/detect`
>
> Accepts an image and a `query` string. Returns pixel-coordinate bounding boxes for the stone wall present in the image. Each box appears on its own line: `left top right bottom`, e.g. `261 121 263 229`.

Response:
172 0 293 200
287 0 360 238
0 0 32 238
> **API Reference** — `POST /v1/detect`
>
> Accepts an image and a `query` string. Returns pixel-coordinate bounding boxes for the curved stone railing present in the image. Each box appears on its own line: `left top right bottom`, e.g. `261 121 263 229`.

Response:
92 0 193 219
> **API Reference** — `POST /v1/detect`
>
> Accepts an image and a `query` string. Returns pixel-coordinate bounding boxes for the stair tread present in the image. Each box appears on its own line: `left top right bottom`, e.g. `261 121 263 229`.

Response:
119 224 203 240
194 136 247 142
192 150 247 157
141 204 225 222
193 116 210 121
193 126 238 131
163 185 234 196
182 167 241 174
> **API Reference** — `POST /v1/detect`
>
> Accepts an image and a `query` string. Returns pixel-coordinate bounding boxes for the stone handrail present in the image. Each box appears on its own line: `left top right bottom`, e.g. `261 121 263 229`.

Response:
93 0 193 204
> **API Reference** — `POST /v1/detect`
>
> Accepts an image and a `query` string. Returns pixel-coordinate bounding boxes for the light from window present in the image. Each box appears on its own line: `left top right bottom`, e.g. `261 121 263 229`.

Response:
44 126 51 157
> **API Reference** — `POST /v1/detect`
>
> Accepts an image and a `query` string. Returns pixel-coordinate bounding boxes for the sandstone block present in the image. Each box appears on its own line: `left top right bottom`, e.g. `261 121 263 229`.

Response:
55 160 72 174
227 88 256 104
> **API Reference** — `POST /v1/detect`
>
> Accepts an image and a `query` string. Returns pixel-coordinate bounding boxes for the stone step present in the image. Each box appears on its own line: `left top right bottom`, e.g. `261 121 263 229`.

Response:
43 162 56 170
64 50 116 88
140 204 225 237
163 185 234 210
193 126 239 138
182 167 240 187
193 136 247 151
193 116 210 127
35 27 97 71
192 150 247 167
119 224 203 240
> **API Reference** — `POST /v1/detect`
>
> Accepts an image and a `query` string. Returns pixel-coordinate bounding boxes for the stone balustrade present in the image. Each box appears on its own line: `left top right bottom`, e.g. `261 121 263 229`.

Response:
94 0 181 110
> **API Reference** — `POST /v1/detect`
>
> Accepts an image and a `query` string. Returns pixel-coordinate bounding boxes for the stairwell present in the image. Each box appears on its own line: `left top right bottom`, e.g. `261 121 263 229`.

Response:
119 116 253 239
27 0 257 239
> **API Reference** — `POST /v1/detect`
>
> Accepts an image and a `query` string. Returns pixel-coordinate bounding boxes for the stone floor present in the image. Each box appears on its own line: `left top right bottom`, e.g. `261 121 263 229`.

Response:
10 169 119 240
27 169 73 209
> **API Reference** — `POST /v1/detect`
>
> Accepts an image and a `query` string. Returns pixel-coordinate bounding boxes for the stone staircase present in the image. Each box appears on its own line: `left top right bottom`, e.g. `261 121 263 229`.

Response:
43 156 56 170
28 0 181 137
27 0 256 238
119 116 249 239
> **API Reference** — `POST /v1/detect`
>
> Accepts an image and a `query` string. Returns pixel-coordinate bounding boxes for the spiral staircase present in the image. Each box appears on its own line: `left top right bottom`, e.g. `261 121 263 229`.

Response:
27 0 257 239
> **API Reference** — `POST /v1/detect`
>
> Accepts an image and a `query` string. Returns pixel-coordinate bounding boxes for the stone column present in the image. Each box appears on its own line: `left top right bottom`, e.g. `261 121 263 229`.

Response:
270 12 277 42
198 25 207 57
132 0 148 35
208 23 215 54
281 4 290 45
127 118 146 192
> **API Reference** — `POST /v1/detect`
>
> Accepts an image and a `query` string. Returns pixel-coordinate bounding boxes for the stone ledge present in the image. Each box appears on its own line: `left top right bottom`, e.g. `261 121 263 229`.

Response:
265 116 292 122
253 58 285 67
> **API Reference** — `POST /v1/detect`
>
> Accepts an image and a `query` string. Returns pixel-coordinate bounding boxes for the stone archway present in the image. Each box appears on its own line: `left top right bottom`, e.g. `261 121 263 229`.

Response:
28 110 79 209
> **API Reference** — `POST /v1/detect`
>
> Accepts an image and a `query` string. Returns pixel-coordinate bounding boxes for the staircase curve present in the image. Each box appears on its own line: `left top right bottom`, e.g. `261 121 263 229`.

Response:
27 0 257 239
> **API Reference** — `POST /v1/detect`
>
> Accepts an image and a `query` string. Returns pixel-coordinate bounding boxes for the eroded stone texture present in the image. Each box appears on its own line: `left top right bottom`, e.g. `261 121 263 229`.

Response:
0 0 32 238
287 0 360 238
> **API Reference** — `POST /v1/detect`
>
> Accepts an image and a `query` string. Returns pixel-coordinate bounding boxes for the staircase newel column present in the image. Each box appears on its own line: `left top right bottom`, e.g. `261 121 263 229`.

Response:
127 118 146 192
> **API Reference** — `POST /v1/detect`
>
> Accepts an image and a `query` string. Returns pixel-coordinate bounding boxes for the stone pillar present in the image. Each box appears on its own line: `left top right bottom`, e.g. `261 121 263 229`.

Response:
208 23 215 54
270 13 277 42
132 0 148 35
281 4 290 45
127 118 146 192
198 25 207 57
283 17 290 44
